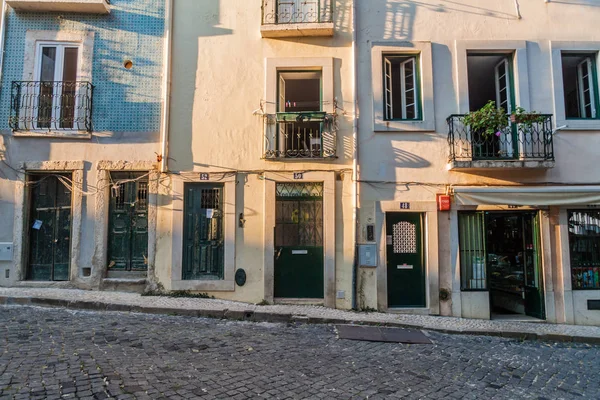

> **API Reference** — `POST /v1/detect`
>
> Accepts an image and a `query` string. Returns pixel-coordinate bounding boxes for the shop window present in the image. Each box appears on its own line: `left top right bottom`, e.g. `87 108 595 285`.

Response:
561 53 599 119
568 210 600 289
383 54 420 120
458 212 487 290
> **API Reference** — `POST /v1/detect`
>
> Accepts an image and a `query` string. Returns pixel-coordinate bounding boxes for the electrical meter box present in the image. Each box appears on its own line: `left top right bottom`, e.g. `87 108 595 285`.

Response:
358 244 377 267
0 243 14 261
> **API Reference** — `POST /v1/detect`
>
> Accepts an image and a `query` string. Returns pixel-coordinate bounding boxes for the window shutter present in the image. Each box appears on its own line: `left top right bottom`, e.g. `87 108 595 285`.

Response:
494 58 511 112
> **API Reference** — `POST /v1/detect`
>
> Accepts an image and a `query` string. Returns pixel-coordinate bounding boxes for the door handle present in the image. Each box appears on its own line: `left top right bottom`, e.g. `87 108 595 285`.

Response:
275 248 282 260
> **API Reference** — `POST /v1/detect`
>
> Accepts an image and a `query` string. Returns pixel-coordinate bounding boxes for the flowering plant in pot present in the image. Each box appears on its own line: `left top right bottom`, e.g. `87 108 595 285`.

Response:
510 106 546 124
462 100 508 139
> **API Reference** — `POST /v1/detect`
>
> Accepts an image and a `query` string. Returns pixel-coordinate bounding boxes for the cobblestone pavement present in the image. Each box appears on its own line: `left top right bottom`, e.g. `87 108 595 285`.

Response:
1 288 600 341
1 306 599 400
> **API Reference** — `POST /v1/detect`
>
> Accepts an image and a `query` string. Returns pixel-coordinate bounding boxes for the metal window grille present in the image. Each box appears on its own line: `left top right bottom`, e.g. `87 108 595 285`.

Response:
458 212 487 290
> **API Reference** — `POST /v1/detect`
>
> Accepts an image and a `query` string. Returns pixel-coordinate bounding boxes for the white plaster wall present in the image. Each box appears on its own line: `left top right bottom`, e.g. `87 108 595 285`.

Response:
572 291 600 326
356 0 600 322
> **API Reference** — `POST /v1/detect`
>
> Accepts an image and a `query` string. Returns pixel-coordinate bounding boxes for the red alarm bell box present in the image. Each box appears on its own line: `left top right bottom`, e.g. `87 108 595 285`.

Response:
437 194 451 211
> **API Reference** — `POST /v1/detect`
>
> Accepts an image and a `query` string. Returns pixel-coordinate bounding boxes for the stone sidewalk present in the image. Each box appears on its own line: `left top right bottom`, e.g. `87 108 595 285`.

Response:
1 287 600 343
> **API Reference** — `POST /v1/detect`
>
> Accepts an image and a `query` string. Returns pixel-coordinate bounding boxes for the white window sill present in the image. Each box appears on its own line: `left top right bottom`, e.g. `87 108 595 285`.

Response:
261 22 334 38
374 118 436 132
13 131 92 139
171 280 234 292
556 119 600 131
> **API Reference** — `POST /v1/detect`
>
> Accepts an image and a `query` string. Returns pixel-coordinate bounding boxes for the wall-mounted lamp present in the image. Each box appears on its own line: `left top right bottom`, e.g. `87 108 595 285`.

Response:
239 213 246 228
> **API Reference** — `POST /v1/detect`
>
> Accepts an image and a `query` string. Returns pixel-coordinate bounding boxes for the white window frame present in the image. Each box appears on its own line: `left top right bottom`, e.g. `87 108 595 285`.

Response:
383 55 418 121
577 57 597 119
33 41 82 130
550 41 600 130
372 42 435 132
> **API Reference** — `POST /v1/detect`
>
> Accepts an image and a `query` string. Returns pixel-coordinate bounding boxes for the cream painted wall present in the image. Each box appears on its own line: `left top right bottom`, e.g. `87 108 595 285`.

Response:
158 0 356 306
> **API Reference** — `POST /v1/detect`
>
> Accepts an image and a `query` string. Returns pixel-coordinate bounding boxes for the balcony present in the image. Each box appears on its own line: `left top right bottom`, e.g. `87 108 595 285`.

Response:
10 81 94 135
264 112 337 159
447 114 555 169
261 0 334 38
6 0 110 14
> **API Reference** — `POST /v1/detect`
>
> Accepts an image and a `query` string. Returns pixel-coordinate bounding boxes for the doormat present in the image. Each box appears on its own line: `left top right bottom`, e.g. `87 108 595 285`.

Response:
336 325 432 344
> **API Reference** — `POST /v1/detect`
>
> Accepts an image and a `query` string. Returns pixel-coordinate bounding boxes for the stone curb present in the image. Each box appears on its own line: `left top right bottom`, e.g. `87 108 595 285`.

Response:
1 295 600 345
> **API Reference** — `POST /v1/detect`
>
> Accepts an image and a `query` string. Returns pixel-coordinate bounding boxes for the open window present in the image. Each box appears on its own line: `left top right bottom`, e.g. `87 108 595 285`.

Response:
466 53 516 159
383 54 420 121
561 53 599 119
275 71 325 157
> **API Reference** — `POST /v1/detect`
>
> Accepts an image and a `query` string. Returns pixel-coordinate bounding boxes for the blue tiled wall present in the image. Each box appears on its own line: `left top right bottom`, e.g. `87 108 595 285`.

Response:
0 0 165 132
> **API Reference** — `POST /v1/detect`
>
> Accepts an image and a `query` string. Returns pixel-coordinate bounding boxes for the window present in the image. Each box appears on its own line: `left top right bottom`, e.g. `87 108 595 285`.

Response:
35 42 80 129
278 71 322 112
467 53 514 112
568 210 600 290
383 54 420 120
276 0 319 23
561 53 599 119
458 212 487 290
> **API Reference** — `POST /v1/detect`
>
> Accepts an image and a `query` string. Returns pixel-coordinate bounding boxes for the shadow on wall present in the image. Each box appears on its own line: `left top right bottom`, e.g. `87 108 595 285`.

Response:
169 0 234 172
369 0 518 41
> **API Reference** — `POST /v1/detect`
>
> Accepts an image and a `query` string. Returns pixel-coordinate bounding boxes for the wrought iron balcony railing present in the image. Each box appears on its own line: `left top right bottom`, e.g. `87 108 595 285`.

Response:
264 112 337 159
10 81 94 133
262 0 333 25
447 114 554 163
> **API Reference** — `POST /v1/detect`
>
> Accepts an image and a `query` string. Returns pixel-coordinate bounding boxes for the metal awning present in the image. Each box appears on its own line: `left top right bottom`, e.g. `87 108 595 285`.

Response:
453 186 600 206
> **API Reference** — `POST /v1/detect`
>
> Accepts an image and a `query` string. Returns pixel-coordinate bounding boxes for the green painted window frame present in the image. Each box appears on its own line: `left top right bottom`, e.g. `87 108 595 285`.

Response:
561 53 600 120
382 53 422 122
458 212 488 291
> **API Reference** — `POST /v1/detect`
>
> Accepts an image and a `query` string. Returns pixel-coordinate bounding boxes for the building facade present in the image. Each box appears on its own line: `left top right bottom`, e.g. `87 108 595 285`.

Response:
0 0 166 291
154 0 356 308
2 0 600 327
355 0 600 326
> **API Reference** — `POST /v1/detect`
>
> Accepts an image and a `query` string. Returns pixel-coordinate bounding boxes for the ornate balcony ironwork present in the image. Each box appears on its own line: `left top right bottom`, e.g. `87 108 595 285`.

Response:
262 0 333 25
10 81 94 133
264 111 337 159
447 114 554 166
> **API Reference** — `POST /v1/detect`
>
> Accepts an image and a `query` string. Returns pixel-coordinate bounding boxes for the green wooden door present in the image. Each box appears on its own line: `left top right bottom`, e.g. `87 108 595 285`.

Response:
524 212 546 319
108 173 149 272
182 184 224 280
386 213 426 307
28 174 72 281
274 182 324 299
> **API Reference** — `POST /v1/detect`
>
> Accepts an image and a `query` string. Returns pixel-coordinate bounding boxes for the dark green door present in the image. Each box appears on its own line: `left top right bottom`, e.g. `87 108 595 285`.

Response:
524 213 545 319
28 174 72 281
274 182 324 299
107 173 149 272
386 213 426 307
182 184 224 280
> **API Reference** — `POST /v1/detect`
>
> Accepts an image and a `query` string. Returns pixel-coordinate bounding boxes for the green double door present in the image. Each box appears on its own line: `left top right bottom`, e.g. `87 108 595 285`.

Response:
107 173 149 272
28 175 72 281
274 183 324 299
386 213 426 308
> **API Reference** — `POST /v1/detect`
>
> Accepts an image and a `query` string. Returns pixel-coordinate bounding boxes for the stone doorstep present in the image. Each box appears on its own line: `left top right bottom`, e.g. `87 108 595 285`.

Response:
1 294 599 344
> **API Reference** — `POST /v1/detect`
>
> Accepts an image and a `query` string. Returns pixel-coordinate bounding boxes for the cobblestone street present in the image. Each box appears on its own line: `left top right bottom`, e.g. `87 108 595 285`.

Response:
1 306 599 400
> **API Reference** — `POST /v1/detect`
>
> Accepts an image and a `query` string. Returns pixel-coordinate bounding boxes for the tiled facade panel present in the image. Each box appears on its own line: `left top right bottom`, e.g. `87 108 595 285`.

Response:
0 0 165 132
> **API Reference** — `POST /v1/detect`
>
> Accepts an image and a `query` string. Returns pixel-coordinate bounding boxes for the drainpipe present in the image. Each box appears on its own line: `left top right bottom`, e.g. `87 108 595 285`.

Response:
351 0 360 310
159 0 173 173
0 0 7 86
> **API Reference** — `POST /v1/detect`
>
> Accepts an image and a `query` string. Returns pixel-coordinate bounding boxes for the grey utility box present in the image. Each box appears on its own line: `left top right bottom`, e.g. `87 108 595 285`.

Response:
358 244 377 267
0 243 14 261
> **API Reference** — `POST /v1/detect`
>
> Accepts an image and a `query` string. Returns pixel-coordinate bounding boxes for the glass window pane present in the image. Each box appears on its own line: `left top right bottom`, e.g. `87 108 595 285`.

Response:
40 47 57 81
62 48 78 82
568 210 600 289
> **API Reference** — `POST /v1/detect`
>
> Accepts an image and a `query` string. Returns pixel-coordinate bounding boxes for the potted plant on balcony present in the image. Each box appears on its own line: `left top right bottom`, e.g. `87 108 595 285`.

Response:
462 100 509 159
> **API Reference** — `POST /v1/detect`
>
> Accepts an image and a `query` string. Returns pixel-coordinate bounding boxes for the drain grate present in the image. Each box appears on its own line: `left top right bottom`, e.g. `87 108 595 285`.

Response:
336 325 432 344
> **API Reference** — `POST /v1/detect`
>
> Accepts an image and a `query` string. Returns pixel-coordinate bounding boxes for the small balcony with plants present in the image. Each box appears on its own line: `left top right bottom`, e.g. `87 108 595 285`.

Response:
263 111 337 160
447 101 555 169
10 81 94 136
6 0 110 13
261 0 334 38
